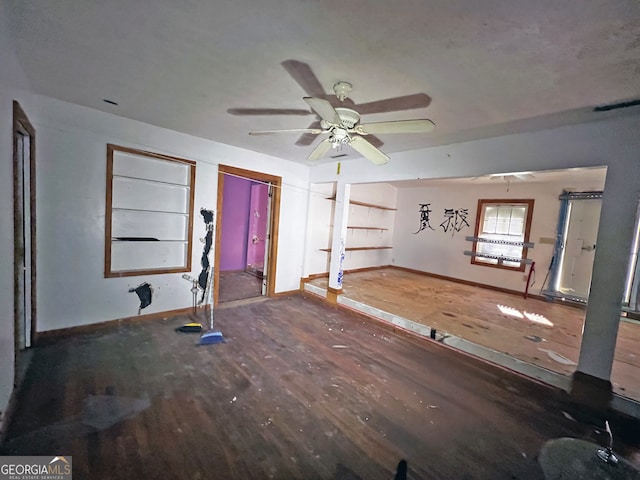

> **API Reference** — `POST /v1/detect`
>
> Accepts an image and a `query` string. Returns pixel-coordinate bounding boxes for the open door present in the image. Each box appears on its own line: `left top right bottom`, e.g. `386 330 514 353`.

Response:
549 192 602 302
215 165 281 305
13 101 37 376
246 182 271 295
261 184 273 296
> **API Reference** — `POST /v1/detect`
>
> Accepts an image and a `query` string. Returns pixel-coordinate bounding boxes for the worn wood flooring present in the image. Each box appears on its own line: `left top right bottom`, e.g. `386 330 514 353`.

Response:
307 268 640 401
2 294 640 479
219 270 263 303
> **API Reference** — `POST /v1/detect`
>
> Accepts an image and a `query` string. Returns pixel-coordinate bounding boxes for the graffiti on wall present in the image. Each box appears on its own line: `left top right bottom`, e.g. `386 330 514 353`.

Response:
413 203 435 234
414 204 470 237
336 239 346 287
440 208 470 236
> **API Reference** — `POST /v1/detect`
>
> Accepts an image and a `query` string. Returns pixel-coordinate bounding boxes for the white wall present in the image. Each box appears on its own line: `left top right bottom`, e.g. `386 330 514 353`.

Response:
10 93 310 333
392 178 605 292
344 183 396 271
304 183 335 275
0 0 33 432
0 87 16 432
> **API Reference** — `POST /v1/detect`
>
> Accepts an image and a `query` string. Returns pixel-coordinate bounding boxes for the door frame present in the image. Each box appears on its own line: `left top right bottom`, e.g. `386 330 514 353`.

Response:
214 165 281 305
13 101 37 355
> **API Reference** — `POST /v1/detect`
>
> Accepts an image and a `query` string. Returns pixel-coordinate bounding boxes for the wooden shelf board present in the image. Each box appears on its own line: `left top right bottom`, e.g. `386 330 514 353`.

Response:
326 196 396 211
348 226 389 230
112 207 189 216
319 246 392 252
114 174 190 188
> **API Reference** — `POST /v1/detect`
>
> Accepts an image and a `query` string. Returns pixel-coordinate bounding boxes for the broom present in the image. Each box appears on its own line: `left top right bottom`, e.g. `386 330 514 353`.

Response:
198 208 224 345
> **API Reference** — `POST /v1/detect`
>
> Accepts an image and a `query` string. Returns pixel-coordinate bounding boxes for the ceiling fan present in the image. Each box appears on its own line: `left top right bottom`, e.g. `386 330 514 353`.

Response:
490 173 535 182
228 60 435 165
248 81 435 165
470 172 535 192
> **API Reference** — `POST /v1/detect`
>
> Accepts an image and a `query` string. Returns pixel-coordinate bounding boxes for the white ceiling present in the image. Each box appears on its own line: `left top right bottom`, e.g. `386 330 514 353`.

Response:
5 0 640 165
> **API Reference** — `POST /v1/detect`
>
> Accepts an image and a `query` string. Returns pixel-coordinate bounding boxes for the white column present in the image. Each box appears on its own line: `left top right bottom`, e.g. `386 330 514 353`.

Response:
577 164 640 380
328 182 351 291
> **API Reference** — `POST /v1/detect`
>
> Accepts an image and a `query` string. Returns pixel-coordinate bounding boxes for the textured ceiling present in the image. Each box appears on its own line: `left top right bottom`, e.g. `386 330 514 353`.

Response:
5 0 640 164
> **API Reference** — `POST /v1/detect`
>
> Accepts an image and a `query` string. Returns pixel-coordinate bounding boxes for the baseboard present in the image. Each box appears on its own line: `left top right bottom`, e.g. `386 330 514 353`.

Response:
389 265 548 301
305 272 329 281
273 289 300 298
37 306 203 345
36 289 299 345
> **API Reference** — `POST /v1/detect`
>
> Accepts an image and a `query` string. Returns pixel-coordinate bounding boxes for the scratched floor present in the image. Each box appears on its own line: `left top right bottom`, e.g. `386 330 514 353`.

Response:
2 294 640 479
219 270 263 303
307 267 640 401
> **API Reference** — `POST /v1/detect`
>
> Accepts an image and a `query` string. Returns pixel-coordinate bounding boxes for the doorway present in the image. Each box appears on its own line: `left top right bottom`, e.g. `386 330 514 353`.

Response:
13 101 37 382
548 191 602 302
215 165 281 304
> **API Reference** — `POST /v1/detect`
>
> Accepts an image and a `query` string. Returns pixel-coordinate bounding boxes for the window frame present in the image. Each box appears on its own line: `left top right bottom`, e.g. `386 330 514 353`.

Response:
104 144 196 278
471 198 534 272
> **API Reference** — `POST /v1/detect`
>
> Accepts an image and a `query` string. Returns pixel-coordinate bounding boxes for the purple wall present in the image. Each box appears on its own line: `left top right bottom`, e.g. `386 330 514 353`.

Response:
220 175 252 271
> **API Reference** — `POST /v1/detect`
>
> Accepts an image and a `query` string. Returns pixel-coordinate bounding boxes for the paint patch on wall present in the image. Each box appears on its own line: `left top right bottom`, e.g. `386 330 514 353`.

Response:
129 282 153 314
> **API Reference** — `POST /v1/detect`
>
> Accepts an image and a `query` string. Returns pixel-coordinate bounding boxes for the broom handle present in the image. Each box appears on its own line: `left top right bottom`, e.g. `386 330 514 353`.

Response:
209 269 214 330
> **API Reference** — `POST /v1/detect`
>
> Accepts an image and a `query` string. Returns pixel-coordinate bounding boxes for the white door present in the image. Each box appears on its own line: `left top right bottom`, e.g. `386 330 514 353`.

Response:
558 198 601 300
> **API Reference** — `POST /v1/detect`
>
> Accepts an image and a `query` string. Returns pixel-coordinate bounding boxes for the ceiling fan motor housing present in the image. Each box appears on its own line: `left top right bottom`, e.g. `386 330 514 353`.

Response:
335 107 360 128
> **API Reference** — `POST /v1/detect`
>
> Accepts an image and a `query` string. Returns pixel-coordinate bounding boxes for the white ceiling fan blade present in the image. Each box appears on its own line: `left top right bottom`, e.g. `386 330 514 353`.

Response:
307 138 333 162
349 136 390 165
357 119 435 135
249 128 324 135
303 97 341 124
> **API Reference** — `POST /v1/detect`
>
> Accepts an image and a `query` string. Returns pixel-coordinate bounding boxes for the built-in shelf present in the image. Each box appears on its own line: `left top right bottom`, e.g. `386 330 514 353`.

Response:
348 226 388 231
114 174 191 188
112 238 189 243
321 195 394 256
329 225 389 231
105 144 196 277
112 207 189 216
326 196 397 211
319 246 392 252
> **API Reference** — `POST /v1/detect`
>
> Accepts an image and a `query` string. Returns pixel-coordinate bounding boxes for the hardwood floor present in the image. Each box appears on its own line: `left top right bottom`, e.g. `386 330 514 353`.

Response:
2 294 640 479
219 270 263 303
307 268 640 401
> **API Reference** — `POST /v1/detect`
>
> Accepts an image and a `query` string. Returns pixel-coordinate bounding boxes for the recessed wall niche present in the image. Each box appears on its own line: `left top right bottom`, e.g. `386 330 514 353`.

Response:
104 144 196 277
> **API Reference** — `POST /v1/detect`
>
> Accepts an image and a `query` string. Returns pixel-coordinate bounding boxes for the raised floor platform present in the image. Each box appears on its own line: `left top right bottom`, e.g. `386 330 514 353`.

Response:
304 267 640 419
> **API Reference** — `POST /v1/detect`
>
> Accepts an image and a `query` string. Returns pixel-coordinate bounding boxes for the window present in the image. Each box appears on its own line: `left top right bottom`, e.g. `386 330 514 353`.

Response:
105 144 196 277
471 199 534 271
